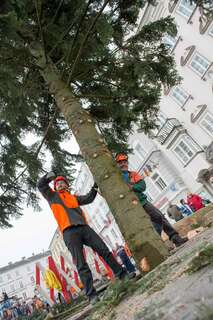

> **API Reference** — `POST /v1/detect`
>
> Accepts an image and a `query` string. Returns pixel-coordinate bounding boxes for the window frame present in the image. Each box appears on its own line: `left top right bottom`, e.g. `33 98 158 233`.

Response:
146 192 153 203
163 34 177 51
23 292 27 299
199 111 213 137
176 0 196 19
152 112 167 136
172 135 200 165
189 52 210 77
170 86 190 107
134 141 146 160
111 229 119 240
151 171 168 191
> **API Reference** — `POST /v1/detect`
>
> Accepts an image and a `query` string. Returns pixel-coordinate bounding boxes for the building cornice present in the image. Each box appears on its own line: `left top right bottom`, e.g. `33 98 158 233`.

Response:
0 251 51 274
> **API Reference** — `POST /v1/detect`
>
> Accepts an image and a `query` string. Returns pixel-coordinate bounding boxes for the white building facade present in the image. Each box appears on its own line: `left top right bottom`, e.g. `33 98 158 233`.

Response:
0 251 50 300
127 0 213 214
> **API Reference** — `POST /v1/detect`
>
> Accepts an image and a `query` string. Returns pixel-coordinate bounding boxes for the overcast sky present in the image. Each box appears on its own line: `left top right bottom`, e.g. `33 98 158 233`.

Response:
0 137 80 268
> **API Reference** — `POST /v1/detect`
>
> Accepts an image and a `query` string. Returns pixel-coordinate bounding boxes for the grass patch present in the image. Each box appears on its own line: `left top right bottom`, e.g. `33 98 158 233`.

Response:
191 223 202 229
186 244 213 275
88 279 138 320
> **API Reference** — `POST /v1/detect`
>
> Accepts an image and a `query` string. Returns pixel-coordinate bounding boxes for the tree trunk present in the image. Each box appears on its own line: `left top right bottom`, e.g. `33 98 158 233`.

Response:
31 44 168 269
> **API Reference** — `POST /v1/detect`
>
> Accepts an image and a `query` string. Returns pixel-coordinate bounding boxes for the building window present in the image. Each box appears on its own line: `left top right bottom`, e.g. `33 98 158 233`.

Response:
146 192 153 202
170 86 189 107
15 270 20 277
93 217 101 231
151 172 167 191
134 142 146 160
189 52 210 76
176 0 196 18
152 112 167 135
208 24 213 37
23 292 27 299
105 235 112 247
163 34 177 51
111 229 119 240
172 135 200 165
199 112 213 137
99 200 109 214
30 276 35 283
19 281 24 289
0 276 3 283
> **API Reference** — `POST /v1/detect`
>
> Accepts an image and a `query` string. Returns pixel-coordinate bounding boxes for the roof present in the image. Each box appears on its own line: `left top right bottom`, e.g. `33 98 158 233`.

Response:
48 228 60 249
0 251 51 274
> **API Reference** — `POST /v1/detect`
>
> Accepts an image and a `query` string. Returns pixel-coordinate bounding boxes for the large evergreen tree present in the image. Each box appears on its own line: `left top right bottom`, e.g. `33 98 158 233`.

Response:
0 0 181 267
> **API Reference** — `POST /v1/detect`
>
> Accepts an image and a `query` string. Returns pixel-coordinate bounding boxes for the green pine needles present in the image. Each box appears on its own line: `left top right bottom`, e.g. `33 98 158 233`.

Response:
0 0 181 227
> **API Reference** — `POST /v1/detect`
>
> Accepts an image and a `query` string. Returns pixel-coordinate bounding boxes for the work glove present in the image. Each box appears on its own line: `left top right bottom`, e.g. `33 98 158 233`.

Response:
46 171 56 181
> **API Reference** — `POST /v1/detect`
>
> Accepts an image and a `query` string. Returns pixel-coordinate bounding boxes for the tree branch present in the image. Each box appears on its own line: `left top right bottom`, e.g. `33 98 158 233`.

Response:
48 19 77 57
47 0 64 27
34 0 47 62
63 0 93 76
67 0 111 85
0 108 57 198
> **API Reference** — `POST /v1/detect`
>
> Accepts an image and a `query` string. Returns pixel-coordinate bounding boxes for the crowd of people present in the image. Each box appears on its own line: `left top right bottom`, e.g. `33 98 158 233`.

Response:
167 192 211 222
0 292 50 320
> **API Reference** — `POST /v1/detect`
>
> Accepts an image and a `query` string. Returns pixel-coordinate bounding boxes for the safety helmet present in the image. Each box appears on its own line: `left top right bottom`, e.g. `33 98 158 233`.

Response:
54 176 69 190
115 153 128 162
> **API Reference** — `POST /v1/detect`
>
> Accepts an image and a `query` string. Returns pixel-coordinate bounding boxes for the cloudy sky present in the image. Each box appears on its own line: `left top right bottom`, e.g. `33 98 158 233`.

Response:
0 137 80 268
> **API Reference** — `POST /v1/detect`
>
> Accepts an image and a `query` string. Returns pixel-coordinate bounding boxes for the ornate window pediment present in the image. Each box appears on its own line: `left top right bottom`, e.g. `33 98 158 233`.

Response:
172 134 203 166
199 7 213 34
190 104 207 123
168 0 179 13
180 45 196 66
155 118 184 145
206 142 213 164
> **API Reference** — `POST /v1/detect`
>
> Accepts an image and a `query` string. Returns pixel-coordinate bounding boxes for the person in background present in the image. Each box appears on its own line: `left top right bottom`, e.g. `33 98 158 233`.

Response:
187 192 204 212
57 292 65 304
2 293 8 303
202 198 211 206
115 244 136 278
179 199 193 216
167 202 184 222
115 153 187 247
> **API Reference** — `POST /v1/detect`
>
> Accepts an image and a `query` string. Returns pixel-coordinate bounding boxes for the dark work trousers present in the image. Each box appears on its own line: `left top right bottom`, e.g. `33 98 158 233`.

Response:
117 249 136 273
63 225 125 298
143 201 178 240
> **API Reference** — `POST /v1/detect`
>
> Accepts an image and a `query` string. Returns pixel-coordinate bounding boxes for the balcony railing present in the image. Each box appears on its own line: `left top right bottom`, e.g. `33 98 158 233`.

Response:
155 118 183 145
